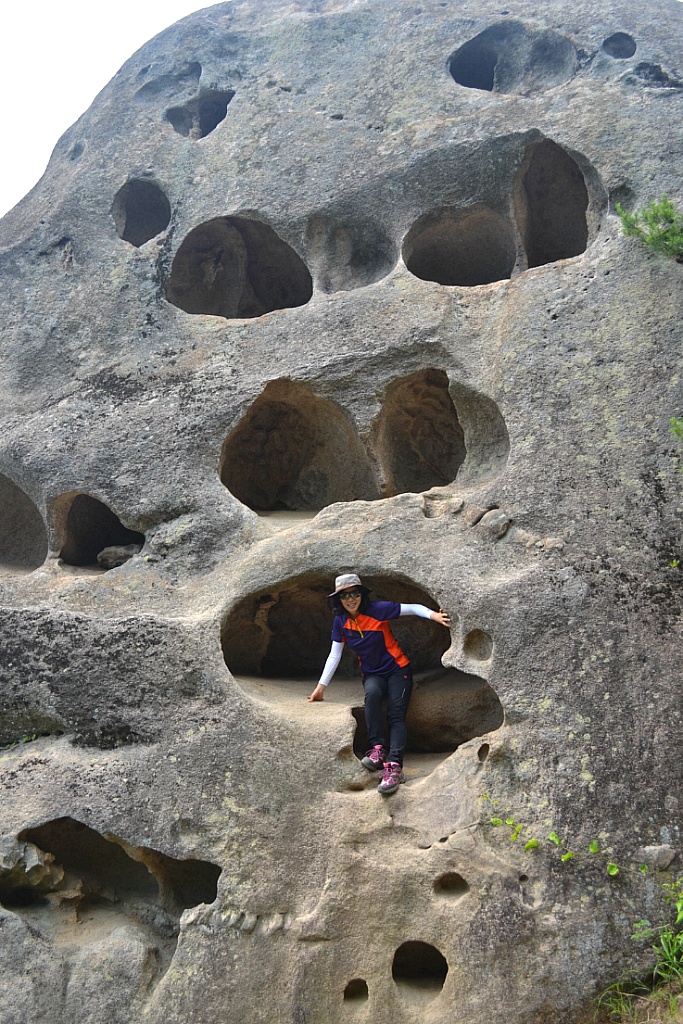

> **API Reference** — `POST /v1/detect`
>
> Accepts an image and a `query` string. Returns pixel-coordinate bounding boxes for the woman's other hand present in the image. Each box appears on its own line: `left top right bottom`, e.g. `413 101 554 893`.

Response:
307 684 326 702
430 609 451 628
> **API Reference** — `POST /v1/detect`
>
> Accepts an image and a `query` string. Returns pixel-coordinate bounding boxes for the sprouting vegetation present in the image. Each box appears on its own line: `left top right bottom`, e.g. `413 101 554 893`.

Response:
616 195 683 262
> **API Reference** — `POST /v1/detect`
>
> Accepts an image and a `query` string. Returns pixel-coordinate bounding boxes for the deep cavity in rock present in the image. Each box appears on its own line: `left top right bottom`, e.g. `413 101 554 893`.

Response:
166 216 313 319
166 89 235 138
112 180 171 247
56 493 145 569
402 206 516 287
515 139 588 268
448 21 577 95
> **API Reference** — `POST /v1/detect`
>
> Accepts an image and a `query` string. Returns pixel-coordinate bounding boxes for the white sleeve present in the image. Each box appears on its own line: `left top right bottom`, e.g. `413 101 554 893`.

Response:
399 603 434 620
317 641 344 687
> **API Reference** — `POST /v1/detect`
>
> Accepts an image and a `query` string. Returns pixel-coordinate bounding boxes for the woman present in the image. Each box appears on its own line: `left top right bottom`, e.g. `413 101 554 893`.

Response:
308 573 451 795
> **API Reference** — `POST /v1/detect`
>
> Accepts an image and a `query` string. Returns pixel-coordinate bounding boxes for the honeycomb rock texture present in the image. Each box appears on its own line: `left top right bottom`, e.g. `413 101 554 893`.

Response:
0 1 682 1022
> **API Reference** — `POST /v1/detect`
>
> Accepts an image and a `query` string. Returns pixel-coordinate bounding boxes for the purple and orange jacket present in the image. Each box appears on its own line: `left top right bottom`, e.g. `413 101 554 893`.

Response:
331 600 409 676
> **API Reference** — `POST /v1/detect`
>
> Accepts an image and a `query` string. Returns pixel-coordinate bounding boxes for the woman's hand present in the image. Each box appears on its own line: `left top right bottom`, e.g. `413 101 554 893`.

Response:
430 609 451 628
307 684 326 702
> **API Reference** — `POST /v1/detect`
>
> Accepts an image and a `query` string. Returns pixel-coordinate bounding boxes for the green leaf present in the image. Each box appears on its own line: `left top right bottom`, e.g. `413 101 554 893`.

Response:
490 817 503 826
589 840 600 854
561 851 574 862
639 864 648 875
607 863 619 876
548 831 561 846
524 839 539 851
505 817 515 826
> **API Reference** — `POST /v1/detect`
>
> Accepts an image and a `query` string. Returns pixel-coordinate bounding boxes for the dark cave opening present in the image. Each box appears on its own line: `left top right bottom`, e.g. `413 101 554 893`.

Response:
602 33 637 59
166 89 235 138
392 941 449 1001
111 180 171 247
57 493 145 569
166 216 313 320
516 139 588 268
403 206 516 287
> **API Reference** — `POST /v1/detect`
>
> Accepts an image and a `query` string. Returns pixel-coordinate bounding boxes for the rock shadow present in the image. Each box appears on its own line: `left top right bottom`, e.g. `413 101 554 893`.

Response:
219 379 378 511
0 473 47 573
306 210 397 292
448 21 577 95
166 216 313 320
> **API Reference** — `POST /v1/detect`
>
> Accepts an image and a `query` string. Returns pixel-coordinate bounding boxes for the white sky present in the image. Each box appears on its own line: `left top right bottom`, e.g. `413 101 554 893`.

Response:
0 1 220 219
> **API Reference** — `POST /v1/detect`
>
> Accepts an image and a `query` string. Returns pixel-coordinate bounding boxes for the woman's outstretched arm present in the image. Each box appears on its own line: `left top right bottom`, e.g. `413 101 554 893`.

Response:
308 641 344 701
400 603 451 628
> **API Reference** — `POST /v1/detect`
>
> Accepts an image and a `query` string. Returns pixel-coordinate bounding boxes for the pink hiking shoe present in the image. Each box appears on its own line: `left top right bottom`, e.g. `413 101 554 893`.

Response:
377 761 405 795
361 745 387 771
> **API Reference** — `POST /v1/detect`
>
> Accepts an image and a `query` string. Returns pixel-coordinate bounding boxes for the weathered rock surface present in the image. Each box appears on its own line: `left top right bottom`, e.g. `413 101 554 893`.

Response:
0 0 681 1021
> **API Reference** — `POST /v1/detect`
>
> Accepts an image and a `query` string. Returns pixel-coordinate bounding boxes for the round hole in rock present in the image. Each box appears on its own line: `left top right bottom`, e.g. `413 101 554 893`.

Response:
166 89 235 138
219 379 378 512
112 180 171 247
305 211 397 292
392 941 448 1004
433 872 469 899
477 742 490 762
519 874 529 883
166 216 313 320
344 979 368 1002
222 574 453 682
403 205 516 286
56 493 144 570
374 369 466 495
602 32 636 59
463 628 493 661
515 139 588 269
448 21 576 94
0 474 47 573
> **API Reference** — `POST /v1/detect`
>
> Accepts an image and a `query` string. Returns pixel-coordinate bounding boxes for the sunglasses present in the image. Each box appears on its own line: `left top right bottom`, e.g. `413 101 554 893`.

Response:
339 589 362 600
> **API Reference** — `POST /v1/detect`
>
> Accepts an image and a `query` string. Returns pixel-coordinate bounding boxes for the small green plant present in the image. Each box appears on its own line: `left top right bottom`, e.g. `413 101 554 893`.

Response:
590 840 601 854
0 732 39 751
607 863 620 877
490 817 503 826
548 831 562 846
616 195 683 262
561 851 574 863
524 838 539 852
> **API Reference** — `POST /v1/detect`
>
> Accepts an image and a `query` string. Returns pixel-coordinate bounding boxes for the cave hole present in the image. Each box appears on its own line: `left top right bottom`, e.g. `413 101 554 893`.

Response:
478 743 490 762
306 211 397 292
17 817 221 913
392 941 448 1003
463 629 493 661
343 979 368 1002
222 574 453 682
403 206 516 286
219 379 377 512
166 216 313 320
351 664 503 757
112 180 171 247
166 89 234 138
433 872 469 898
448 21 576 94
0 474 47 572
515 139 588 268
374 369 466 495
57 493 145 570
602 33 636 59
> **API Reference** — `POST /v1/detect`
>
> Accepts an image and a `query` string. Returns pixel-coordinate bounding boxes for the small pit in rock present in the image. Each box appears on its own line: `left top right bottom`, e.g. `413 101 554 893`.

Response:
374 369 466 494
0 473 47 573
392 941 448 1005
448 21 576 94
56 493 144 571
219 379 377 511
478 742 490 762
433 872 469 899
515 139 588 269
343 978 369 1002
602 33 636 59
463 628 493 661
403 205 516 286
112 180 171 247
166 216 313 319
166 89 235 138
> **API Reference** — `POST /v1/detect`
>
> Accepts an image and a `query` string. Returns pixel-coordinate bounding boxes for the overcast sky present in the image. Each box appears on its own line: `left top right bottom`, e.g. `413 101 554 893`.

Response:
0 2 219 219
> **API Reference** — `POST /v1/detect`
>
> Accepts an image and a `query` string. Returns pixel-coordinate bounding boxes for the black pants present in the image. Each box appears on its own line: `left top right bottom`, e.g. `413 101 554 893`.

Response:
363 666 413 766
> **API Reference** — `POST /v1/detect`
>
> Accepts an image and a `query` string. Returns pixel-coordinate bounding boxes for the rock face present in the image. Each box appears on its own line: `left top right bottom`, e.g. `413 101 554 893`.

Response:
0 0 681 1021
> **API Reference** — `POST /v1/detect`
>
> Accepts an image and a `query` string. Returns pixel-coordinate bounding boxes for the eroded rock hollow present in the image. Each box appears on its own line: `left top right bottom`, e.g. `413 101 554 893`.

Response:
0 1 681 1022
